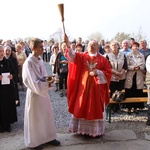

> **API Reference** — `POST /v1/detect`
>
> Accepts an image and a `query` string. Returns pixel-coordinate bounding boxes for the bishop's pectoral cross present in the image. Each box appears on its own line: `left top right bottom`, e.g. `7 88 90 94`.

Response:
87 61 97 71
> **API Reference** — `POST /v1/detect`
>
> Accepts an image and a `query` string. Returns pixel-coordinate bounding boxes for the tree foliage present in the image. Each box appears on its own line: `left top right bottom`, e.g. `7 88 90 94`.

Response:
49 28 71 43
112 32 130 43
49 28 63 42
131 27 147 42
88 32 104 41
111 27 147 44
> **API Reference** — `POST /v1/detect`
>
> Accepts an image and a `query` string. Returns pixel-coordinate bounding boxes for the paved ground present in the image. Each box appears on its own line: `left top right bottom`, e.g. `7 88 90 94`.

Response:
0 62 150 150
0 131 150 150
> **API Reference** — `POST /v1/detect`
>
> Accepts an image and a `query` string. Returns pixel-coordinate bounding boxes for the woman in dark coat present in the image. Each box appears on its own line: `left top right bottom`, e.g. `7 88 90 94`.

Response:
4 45 20 106
0 45 17 132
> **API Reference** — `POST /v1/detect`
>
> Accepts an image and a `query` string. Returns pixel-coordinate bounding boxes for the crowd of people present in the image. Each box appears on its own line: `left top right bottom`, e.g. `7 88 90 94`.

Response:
0 36 150 149
50 37 150 126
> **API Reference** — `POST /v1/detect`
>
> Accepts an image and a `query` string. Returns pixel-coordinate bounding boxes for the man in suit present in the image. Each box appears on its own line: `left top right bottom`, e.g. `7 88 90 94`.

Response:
99 39 105 55
77 37 85 52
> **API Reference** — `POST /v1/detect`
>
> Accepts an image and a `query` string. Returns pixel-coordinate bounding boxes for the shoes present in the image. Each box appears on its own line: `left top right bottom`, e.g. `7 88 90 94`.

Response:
60 93 64 97
0 125 11 132
133 109 139 114
134 110 139 114
48 139 60 146
95 135 103 138
5 125 11 132
83 134 91 138
83 134 103 138
111 110 114 114
55 89 59 92
0 128 5 133
146 120 150 126
128 109 131 115
117 110 121 114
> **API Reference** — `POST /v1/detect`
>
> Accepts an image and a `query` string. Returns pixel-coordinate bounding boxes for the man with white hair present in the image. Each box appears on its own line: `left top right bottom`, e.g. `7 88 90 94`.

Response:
139 39 150 58
64 35 112 137
120 40 132 56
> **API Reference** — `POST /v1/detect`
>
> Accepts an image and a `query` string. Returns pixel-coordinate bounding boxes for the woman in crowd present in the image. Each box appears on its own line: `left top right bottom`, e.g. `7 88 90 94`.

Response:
49 45 59 92
0 45 17 132
75 43 83 52
15 43 27 90
103 44 111 57
125 42 145 114
4 45 20 106
54 42 68 97
106 41 127 113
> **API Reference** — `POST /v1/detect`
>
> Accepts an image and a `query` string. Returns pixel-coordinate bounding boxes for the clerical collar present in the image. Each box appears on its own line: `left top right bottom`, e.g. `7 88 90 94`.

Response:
89 53 97 57
30 53 41 60
5 56 9 59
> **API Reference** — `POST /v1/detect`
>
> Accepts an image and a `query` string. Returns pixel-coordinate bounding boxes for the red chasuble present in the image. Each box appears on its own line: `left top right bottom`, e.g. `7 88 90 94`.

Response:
67 52 112 120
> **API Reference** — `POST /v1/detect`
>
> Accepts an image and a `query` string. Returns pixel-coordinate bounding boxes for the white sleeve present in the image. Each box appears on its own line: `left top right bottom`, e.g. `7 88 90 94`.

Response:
96 69 107 84
66 49 76 62
49 55 53 65
146 56 150 72
22 61 49 97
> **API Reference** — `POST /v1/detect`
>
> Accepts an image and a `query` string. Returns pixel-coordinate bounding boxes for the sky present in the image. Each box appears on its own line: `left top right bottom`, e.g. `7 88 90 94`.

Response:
0 0 150 42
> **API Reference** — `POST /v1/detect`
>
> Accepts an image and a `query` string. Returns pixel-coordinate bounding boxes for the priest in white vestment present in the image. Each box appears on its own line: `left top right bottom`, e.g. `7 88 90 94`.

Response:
22 38 60 148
